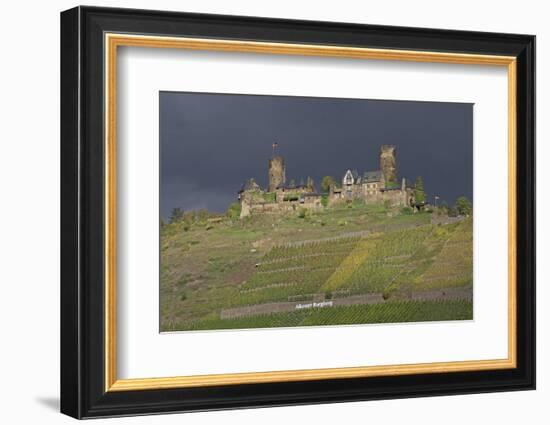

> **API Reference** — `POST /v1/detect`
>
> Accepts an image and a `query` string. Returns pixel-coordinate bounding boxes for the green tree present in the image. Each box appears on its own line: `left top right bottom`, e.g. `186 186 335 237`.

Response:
414 176 426 205
455 196 473 216
226 202 242 220
321 176 335 193
169 207 184 223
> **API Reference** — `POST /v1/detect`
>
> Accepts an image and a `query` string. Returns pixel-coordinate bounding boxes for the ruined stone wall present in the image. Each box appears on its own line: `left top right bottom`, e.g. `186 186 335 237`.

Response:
246 200 321 216
328 190 344 206
241 188 410 218
341 184 363 200
328 186 411 208
363 190 384 204
379 190 409 207
241 194 323 218
268 156 285 191
274 187 309 202
240 198 251 218
302 196 323 209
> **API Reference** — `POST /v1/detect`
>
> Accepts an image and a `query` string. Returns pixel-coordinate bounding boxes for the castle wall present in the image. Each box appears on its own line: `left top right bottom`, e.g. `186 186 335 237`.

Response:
379 189 410 207
240 199 251 218
361 181 382 198
302 196 323 209
327 186 412 208
242 185 412 218
243 199 322 216
240 192 323 218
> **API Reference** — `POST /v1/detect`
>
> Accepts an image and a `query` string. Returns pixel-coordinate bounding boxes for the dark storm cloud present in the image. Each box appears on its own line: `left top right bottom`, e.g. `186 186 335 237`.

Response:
160 92 472 218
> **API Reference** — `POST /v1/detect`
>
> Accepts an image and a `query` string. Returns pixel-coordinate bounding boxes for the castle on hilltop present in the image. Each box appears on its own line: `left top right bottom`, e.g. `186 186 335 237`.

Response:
237 145 417 218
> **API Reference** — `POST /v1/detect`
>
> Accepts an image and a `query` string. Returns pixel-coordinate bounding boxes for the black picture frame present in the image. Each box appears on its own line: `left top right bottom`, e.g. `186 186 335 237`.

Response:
60 5 535 419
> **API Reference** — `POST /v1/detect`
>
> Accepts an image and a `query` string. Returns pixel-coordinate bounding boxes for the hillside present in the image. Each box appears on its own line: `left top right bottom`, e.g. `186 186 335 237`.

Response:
160 203 473 332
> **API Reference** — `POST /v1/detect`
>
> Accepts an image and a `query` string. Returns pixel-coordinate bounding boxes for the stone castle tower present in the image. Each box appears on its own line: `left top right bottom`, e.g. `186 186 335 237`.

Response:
380 145 397 186
268 156 286 192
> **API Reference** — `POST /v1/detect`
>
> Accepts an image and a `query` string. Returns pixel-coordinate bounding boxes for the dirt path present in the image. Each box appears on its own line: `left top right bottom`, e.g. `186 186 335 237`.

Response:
220 287 472 319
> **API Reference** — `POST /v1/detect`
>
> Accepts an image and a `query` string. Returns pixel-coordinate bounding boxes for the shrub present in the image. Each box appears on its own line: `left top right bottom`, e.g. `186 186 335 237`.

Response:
448 207 459 217
262 192 277 203
435 201 449 216
401 206 414 215
197 209 209 221
298 208 309 219
455 196 473 216
321 194 329 207
183 211 196 223
434 226 449 238
414 176 426 204
226 202 242 220
169 207 184 223
321 176 335 193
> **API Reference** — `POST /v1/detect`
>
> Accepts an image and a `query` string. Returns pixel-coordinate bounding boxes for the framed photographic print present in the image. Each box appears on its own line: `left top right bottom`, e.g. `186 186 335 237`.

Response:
60 6 535 419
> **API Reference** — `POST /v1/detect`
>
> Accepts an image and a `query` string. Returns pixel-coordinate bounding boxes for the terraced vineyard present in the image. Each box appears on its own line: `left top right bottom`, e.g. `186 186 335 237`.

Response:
160 203 473 332
234 237 360 306
164 300 473 332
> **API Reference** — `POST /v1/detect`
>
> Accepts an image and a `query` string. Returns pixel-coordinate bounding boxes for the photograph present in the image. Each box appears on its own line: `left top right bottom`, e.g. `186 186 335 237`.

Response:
159 92 474 332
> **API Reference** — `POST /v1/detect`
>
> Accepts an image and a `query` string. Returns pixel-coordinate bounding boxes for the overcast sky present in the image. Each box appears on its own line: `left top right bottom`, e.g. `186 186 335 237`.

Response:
160 91 473 218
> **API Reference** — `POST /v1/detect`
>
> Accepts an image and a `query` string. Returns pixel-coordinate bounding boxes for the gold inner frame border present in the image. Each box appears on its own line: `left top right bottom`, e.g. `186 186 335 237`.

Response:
104 33 517 392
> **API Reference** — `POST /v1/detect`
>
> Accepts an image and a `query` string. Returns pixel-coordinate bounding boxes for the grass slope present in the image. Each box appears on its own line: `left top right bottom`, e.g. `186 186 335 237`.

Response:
160 203 472 331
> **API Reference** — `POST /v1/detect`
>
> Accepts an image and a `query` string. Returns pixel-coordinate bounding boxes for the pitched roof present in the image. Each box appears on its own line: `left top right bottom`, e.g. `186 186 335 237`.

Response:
363 170 382 182
343 169 360 183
